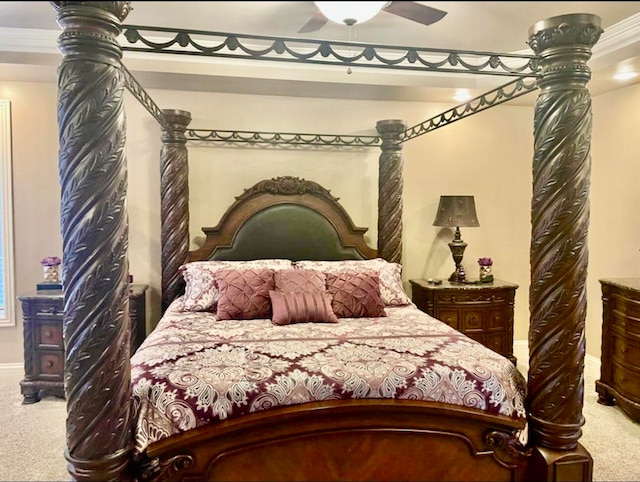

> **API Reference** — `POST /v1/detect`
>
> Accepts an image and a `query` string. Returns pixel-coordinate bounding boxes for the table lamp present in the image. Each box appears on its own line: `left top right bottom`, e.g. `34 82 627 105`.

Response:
433 195 479 283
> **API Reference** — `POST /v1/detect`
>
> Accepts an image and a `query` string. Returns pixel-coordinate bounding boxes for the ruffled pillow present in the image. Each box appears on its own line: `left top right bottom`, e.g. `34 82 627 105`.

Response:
294 258 411 306
325 271 386 318
270 290 338 325
180 259 292 312
213 268 275 320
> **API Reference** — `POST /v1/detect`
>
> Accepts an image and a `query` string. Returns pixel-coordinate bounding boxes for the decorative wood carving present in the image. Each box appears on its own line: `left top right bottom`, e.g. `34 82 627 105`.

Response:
527 13 602 453
52 1 133 480
237 175 339 200
160 109 192 312
376 119 406 264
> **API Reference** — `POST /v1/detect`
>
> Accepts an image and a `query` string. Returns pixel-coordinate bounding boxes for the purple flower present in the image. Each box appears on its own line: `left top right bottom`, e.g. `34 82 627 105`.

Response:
41 256 62 267
478 257 493 266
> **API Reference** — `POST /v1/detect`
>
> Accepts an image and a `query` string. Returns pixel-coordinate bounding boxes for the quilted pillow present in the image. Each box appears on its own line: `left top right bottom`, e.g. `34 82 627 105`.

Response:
274 269 326 293
180 259 292 312
325 271 386 318
269 290 338 326
213 268 275 320
295 258 411 307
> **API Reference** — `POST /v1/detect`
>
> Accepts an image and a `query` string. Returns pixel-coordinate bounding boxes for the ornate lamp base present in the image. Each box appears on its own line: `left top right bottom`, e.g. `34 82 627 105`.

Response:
448 227 468 283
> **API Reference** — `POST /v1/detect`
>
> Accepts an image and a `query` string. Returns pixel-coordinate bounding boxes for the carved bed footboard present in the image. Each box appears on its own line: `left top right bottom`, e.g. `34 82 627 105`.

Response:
136 401 528 482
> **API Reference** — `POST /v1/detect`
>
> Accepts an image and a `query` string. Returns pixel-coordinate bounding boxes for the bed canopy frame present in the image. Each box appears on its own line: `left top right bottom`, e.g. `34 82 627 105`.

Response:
52 2 601 480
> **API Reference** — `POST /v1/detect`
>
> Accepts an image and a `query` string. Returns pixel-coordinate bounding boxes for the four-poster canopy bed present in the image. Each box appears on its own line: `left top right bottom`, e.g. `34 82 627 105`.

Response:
52 2 601 481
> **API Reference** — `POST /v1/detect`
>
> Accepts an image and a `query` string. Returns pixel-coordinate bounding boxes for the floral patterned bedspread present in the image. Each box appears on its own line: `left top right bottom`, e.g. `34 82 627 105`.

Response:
131 298 527 453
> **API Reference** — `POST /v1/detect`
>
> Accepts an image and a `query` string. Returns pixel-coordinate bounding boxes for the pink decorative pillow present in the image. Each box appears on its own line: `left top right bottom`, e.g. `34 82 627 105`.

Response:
295 259 411 307
325 271 386 318
213 268 275 320
274 269 326 293
269 290 338 325
180 259 292 312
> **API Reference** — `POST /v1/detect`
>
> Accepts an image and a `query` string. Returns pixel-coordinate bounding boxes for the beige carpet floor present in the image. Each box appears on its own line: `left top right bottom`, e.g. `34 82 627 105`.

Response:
0 360 639 481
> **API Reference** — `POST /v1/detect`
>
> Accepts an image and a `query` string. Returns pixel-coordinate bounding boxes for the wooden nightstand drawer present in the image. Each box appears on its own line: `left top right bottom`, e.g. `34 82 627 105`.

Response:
410 279 518 365
37 351 64 377
439 310 459 329
23 299 64 318
37 323 63 348
462 311 483 332
485 333 505 354
487 310 505 330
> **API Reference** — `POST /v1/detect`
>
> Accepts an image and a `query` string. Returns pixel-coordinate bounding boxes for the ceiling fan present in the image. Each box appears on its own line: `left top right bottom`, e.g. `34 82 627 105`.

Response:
298 1 448 34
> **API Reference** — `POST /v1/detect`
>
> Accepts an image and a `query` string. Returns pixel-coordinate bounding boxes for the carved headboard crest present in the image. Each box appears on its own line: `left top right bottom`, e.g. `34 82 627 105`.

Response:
237 176 339 202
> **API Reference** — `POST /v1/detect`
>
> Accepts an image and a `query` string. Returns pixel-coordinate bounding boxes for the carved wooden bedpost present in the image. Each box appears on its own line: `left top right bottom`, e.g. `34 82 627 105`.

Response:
376 119 406 264
53 1 133 480
526 14 602 481
160 109 192 312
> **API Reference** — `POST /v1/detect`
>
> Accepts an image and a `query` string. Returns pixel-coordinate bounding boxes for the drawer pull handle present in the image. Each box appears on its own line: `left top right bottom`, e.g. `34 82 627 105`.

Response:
45 360 54 368
44 331 52 338
37 307 58 315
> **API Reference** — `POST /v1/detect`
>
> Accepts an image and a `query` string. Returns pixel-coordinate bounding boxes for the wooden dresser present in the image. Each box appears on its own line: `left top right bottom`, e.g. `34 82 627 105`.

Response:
596 278 640 422
18 284 148 404
410 279 518 364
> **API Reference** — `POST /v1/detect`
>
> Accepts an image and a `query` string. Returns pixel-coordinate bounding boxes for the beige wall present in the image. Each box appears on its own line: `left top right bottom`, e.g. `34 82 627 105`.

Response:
1 78 638 365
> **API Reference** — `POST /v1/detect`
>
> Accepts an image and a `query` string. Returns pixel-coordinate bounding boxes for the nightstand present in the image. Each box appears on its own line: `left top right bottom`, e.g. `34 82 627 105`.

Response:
410 279 518 364
18 283 148 404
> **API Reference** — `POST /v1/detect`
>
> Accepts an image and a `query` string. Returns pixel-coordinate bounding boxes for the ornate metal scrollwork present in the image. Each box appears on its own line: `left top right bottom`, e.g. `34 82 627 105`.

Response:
403 78 538 141
121 63 173 132
186 129 380 147
121 24 537 78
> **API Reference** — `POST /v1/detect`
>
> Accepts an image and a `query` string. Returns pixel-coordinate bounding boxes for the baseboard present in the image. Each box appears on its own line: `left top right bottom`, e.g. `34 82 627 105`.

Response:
0 363 22 370
513 339 601 379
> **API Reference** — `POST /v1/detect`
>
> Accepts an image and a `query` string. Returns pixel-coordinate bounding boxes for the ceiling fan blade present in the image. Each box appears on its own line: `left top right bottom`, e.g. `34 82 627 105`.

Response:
298 9 329 33
383 2 447 27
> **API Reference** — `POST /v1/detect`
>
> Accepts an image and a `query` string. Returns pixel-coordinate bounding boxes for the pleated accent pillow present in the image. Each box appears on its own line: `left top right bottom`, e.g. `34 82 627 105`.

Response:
214 268 275 320
270 290 338 326
274 269 326 293
325 271 386 318
294 258 411 307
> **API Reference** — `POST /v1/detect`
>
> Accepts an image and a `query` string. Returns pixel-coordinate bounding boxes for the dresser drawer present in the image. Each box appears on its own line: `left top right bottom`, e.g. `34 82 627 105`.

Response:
611 292 640 318
37 323 63 348
611 334 640 366
612 364 640 400
37 351 64 377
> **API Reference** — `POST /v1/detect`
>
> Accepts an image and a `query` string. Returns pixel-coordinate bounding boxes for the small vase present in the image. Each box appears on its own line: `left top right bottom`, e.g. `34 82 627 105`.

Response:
479 265 493 283
43 265 60 283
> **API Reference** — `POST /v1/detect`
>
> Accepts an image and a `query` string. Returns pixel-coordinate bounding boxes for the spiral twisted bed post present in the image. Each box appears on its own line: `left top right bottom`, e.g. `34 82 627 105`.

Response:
160 110 192 312
376 119 407 264
53 1 134 480
526 13 602 480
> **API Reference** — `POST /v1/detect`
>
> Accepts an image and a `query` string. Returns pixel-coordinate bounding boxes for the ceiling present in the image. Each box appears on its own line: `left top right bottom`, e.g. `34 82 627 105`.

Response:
0 2 639 105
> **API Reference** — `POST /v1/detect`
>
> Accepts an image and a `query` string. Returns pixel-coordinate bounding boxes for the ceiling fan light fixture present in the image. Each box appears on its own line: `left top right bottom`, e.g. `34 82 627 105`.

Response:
314 1 387 26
